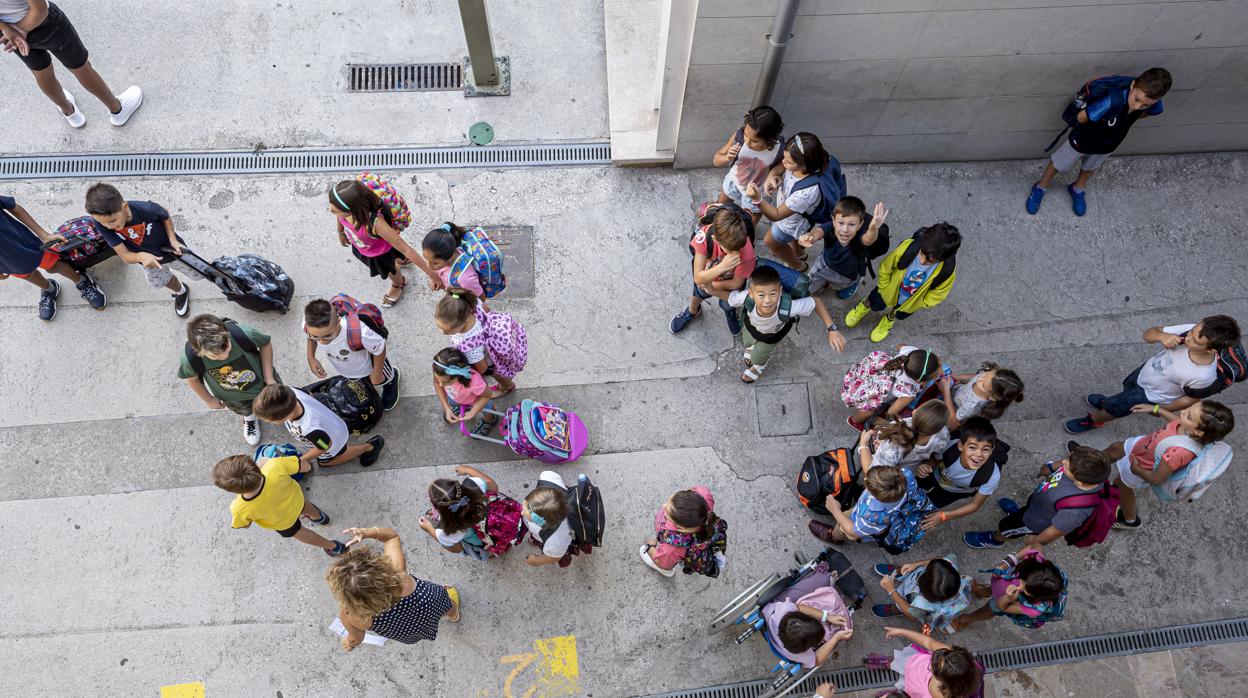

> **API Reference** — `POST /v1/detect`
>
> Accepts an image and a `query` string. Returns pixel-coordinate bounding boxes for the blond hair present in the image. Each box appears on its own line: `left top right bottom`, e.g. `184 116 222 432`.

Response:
187 314 231 355
325 545 404 623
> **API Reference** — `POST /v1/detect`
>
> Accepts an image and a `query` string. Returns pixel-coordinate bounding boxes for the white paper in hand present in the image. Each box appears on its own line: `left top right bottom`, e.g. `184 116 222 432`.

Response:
329 617 387 646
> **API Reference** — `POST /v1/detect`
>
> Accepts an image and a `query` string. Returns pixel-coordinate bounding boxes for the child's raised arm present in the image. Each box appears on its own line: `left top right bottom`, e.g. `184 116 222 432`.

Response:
746 182 793 222
884 626 950 652
455 465 498 492
711 131 740 167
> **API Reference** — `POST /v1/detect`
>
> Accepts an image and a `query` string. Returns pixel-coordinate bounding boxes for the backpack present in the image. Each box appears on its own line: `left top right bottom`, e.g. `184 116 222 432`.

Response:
1056 480 1120 548
875 469 936 555
753 257 810 298
983 550 1068 629
742 292 798 343
426 481 526 560
796 447 864 515
892 231 956 300
184 318 258 380
841 350 915 413
1044 75 1135 152
450 226 506 298
789 154 848 226
356 172 411 232
303 376 383 436
657 513 728 578
692 201 757 253
1147 434 1233 503
1184 342 1247 399
52 216 116 268
329 293 388 352
538 474 605 549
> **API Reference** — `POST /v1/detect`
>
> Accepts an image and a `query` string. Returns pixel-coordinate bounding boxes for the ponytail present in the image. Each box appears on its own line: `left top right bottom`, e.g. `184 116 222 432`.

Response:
435 287 480 329
981 366 1025 420
428 478 488 534
422 222 467 263
876 417 919 453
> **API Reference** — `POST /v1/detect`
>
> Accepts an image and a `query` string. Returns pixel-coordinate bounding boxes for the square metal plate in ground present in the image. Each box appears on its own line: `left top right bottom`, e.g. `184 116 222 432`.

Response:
480 225 534 299
755 383 812 437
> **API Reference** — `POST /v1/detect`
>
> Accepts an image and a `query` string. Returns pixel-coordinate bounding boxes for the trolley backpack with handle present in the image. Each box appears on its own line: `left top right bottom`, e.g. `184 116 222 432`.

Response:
44 216 116 271
1044 74 1136 152
797 447 864 516
1147 434 1234 503
171 248 294 314
329 293 388 351
459 399 590 464
537 473 605 550
302 375 383 435
449 226 506 298
356 172 411 232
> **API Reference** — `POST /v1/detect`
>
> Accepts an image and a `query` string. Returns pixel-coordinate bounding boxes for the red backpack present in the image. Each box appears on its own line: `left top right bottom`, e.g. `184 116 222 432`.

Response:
1057 481 1121 548
330 293 387 351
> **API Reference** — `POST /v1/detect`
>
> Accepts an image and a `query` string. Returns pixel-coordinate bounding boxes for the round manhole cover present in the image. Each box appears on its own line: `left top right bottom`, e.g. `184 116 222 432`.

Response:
469 121 494 145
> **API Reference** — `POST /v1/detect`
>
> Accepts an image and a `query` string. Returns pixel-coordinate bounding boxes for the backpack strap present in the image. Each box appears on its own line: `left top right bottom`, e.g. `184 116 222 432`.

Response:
970 461 999 490
447 250 475 289
730 127 745 163
184 343 206 379
341 310 364 352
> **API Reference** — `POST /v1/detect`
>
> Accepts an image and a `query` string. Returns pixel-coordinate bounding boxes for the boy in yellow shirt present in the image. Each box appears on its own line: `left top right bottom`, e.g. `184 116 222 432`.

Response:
213 452 348 556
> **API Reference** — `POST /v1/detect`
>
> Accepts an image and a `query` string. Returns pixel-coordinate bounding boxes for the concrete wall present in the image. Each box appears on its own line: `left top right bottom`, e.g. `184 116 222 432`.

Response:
675 0 1248 166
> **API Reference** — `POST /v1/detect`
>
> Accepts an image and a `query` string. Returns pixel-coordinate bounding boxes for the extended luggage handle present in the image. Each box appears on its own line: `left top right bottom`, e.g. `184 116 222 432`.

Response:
40 236 91 253
458 405 507 445
162 246 248 294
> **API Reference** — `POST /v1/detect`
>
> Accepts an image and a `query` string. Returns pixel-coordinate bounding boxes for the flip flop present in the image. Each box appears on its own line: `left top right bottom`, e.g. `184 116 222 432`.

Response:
444 586 461 622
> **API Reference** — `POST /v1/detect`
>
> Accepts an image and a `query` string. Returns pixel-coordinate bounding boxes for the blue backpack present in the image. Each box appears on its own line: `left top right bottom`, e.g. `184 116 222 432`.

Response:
1044 75 1135 151
788 154 847 226
871 469 936 555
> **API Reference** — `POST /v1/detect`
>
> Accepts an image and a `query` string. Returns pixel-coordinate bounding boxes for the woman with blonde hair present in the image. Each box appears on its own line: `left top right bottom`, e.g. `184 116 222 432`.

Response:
325 527 461 651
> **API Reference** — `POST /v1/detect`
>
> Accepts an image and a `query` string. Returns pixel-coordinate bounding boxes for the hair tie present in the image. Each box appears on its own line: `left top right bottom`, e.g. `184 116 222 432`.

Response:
921 349 932 376
433 360 472 379
529 512 547 527
795 135 805 154
440 223 453 233
448 495 470 512
450 292 461 299
331 186 349 211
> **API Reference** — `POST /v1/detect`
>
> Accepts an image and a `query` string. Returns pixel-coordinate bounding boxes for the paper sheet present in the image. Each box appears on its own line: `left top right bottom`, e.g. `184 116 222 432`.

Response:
329 617 387 646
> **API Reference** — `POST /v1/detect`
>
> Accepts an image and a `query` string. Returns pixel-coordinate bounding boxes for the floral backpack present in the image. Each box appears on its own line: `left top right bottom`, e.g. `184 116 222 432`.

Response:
657 513 728 578
426 481 526 560
981 550 1068 629
841 350 916 412
356 172 411 232
855 468 935 555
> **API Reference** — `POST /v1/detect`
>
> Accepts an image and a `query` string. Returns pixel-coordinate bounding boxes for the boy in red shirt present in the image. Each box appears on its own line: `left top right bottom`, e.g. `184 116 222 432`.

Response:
670 208 756 337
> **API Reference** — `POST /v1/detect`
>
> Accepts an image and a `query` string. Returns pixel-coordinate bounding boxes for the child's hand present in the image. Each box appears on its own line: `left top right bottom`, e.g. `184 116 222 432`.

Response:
309 358 327 379
798 232 816 248
832 628 853 642
1130 403 1158 415
920 512 945 531
43 233 68 246
744 182 762 202
427 273 443 291
337 231 350 247
938 374 954 395
1159 332 1183 349
417 518 436 535
719 251 741 271
444 406 458 423
825 614 847 628
899 561 922 575
858 428 874 447
871 201 890 228
340 637 356 652
169 240 185 257
823 494 842 515
454 465 475 476
814 683 837 698
883 626 906 640
342 527 370 546
203 397 226 410
727 142 741 160
137 252 162 270
915 461 933 477
879 576 896 593
827 330 846 353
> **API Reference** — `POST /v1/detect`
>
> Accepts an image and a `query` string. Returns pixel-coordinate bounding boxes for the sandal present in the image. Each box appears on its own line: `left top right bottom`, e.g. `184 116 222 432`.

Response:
471 417 497 436
742 362 766 383
444 586 461 622
381 278 407 307
742 350 752 367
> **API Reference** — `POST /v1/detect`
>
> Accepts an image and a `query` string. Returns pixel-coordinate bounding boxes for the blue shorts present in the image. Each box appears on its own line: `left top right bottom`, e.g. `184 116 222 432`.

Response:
1099 365 1147 418
692 283 732 311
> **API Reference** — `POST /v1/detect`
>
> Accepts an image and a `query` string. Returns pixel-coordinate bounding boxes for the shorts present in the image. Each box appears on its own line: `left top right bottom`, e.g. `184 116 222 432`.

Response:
315 442 348 463
808 253 860 293
1113 435 1148 489
7 250 60 279
1098 365 1148 418
866 288 913 319
1050 140 1111 173
142 257 207 289
997 505 1038 539
224 399 256 417
16 3 89 72
720 175 761 214
767 221 802 245
276 519 302 538
691 282 732 309
351 246 402 279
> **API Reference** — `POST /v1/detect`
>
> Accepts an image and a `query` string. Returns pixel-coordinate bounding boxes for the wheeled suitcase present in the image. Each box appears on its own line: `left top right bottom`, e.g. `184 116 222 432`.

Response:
173 248 294 313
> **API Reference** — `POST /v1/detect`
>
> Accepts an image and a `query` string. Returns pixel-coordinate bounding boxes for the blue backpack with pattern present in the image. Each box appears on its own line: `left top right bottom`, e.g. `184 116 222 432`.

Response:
450 226 506 298
874 469 936 555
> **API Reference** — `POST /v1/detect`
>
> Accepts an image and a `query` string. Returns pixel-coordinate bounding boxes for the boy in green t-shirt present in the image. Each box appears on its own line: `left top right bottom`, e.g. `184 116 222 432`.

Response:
213 452 347 556
177 313 278 446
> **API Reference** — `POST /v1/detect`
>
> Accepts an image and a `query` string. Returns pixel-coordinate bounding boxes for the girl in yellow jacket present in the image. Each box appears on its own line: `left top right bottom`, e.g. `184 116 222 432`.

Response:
846 224 961 342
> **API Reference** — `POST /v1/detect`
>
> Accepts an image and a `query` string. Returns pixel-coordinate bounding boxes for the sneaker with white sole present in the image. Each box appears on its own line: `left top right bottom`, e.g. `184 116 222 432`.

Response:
61 90 86 128
173 284 190 317
76 273 107 310
639 545 676 577
243 415 261 446
109 86 144 126
38 278 61 321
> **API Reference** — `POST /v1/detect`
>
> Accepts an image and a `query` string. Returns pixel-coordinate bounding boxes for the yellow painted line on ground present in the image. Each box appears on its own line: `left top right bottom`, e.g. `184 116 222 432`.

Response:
160 682 205 698
498 634 581 698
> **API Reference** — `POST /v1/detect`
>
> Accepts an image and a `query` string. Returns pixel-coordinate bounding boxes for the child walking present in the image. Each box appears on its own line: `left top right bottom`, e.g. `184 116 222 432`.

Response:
252 384 385 469
726 264 846 383
872 555 973 632
1 194 106 319
711 106 785 222
936 362 1024 431
328 178 438 306
523 472 576 568
745 132 831 271
857 401 951 471
431 347 503 435
868 627 983 698
178 314 278 446
845 223 960 343
213 451 347 556
435 289 528 395
418 465 526 560
639 487 728 578
954 549 1067 632
842 346 944 431
421 222 487 300
304 297 400 412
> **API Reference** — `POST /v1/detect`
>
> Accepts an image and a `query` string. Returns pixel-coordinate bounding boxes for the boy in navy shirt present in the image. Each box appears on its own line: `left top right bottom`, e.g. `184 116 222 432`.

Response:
86 182 203 317
798 196 889 300
0 194 106 320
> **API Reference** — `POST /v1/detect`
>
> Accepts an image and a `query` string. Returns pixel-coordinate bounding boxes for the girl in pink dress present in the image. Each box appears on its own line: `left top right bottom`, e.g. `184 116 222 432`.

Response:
328 179 439 306
868 626 983 698
435 288 528 394
638 487 727 578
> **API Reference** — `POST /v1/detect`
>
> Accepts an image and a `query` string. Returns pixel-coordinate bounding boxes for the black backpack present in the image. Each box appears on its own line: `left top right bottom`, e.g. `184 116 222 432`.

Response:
302 376 382 436
1044 75 1135 152
538 475 605 549
1184 339 1246 399
184 318 258 380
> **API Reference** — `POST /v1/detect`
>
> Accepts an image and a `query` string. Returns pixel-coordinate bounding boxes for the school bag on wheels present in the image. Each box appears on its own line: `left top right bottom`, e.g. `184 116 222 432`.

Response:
44 216 116 271
450 227 507 298
1147 435 1234 503
302 375 383 436
796 447 864 515
356 172 411 232
459 399 590 464
173 248 294 314
1043 75 1136 152
537 474 606 552
329 293 388 351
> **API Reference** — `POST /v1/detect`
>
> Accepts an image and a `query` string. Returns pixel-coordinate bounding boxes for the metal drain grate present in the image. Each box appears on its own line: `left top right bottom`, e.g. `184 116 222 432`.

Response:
347 63 462 92
0 142 612 180
639 616 1248 697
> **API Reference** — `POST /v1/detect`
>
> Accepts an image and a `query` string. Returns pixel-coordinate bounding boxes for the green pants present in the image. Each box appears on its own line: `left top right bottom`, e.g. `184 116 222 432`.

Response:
742 323 779 367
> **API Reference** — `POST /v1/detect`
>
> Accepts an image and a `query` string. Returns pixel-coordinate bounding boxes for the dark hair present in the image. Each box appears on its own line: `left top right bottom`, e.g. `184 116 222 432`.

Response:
977 362 1025 419
931 646 981 698
435 288 480 329
85 182 125 215
749 264 781 287
432 347 474 387
428 478 489 534
1194 400 1235 445
252 384 300 422
864 465 906 503
1200 315 1241 351
668 490 711 540
422 222 468 263
329 180 394 235
958 416 997 448
918 223 961 262
918 558 962 603
785 132 829 175
744 105 784 145
1016 557 1064 604
1066 446 1112 485
882 348 942 382
304 299 335 328
1135 67 1172 99
833 196 866 221
778 612 825 653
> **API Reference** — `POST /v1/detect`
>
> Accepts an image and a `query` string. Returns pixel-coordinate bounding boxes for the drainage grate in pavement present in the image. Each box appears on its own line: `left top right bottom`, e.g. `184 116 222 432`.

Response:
347 62 463 92
481 225 535 299
0 142 612 180
638 616 1248 697
755 383 812 437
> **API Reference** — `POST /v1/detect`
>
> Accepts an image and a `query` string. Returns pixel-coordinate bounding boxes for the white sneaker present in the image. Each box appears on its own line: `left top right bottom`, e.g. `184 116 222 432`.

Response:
109 85 143 126
62 90 85 128
243 415 261 446
639 545 676 577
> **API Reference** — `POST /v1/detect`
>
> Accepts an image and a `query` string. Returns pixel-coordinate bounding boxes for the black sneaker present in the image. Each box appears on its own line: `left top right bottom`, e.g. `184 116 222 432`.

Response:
1113 510 1142 530
173 284 191 317
381 367 401 411
359 435 385 467
722 302 742 337
38 278 60 321
76 273 107 310
324 540 348 557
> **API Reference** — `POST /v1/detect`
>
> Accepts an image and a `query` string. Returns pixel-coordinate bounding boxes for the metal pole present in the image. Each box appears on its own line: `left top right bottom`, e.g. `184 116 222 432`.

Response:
458 0 499 87
751 0 800 108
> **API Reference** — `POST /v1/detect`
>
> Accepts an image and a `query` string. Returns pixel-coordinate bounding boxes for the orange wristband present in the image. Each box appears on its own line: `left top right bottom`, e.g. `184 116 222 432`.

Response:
939 512 948 523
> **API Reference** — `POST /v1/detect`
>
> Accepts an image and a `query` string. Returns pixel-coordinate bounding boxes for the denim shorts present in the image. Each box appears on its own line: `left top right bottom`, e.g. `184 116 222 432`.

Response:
1099 365 1147 418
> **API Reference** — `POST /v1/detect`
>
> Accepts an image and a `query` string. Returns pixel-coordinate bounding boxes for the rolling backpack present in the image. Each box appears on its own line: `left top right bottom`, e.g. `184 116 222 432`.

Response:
1057 480 1120 548
450 227 506 298
796 447 864 516
356 172 411 231
538 474 605 551
1044 75 1135 152
184 318 258 380
51 216 116 270
329 293 388 351
876 469 936 555
789 154 848 226
1147 434 1234 503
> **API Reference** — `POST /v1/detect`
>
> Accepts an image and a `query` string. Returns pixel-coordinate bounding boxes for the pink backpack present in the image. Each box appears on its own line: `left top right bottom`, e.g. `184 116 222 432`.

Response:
474 492 526 556
841 350 912 412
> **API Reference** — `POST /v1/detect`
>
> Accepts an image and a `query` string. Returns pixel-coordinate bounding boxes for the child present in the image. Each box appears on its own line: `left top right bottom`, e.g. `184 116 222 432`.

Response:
418 465 525 560
858 401 951 471
954 549 1066 632
915 417 1006 532
523 471 575 568
86 182 203 317
213 452 347 556
421 222 485 300
872 627 983 698
762 561 854 668
937 362 1024 431
328 179 438 306
846 223 960 343
1027 68 1171 217
964 445 1111 549
639 487 727 578
0 194 106 319
178 314 278 445
726 265 846 382
304 298 400 412
1066 315 1240 434
745 132 830 271
435 288 528 395
809 465 930 551
670 206 756 337
712 106 785 222
1087 400 1235 529
431 347 503 436
872 555 972 632
842 346 944 431
799 197 889 300
252 384 384 469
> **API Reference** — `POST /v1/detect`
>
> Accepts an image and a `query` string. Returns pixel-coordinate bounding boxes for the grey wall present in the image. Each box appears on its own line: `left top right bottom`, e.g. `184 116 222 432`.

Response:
675 0 1248 166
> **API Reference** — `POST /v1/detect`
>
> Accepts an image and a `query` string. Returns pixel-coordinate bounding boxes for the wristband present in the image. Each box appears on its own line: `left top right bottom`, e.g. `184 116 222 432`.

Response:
1153 405 1160 415
939 512 948 523
820 610 828 624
